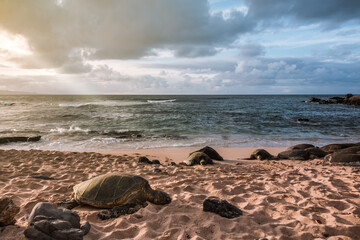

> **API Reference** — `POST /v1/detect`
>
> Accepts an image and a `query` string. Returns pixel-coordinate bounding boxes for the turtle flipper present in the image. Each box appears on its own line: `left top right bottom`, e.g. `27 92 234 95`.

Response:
57 199 79 210
97 202 147 220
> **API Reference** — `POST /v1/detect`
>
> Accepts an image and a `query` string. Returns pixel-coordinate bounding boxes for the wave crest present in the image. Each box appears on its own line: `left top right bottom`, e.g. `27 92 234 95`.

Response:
147 99 176 103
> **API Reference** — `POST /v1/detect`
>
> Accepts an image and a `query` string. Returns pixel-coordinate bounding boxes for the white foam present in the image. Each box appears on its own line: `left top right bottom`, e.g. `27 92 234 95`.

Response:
59 101 147 108
0 101 15 106
49 126 90 134
147 99 176 103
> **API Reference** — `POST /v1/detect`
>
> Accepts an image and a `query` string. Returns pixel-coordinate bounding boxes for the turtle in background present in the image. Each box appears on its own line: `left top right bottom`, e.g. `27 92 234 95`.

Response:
184 152 213 166
58 173 171 220
249 149 274 160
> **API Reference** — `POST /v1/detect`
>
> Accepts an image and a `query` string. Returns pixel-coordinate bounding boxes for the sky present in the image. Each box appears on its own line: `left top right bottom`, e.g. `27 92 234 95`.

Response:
0 0 359 94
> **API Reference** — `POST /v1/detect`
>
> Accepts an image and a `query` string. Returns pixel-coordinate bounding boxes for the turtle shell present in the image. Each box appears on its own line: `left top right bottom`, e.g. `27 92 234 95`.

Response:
73 173 149 208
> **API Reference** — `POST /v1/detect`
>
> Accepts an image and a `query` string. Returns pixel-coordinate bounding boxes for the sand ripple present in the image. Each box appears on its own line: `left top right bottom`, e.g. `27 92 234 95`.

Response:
0 149 360 239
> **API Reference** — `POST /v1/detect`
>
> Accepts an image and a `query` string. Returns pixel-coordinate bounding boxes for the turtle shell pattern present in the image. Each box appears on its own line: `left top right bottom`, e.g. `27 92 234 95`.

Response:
73 173 149 208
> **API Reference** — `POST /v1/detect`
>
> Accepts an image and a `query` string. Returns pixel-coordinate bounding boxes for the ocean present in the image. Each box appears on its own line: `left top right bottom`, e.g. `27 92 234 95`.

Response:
0 95 359 151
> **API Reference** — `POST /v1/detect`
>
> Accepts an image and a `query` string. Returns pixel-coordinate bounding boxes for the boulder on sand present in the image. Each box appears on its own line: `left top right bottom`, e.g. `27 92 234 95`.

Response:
24 202 90 240
203 197 243 219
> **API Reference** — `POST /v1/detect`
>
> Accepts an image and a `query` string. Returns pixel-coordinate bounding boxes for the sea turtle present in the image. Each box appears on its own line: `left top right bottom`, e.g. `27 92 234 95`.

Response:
249 149 273 160
184 152 213 166
58 173 171 220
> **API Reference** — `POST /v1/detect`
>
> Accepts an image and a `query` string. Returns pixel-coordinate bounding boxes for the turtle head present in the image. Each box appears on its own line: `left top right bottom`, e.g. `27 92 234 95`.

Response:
148 190 171 205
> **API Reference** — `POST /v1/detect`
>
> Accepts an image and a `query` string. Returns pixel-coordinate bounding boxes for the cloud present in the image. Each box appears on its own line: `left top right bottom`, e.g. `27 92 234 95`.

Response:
245 0 360 29
239 43 265 57
0 0 253 70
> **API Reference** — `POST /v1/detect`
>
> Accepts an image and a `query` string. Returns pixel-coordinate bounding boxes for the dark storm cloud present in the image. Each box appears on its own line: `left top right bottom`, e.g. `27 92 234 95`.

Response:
245 0 360 28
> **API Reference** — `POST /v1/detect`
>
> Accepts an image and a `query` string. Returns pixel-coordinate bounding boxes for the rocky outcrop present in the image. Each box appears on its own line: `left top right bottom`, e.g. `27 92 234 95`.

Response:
0 136 41 145
0 198 20 226
306 94 360 106
346 95 360 106
24 202 90 240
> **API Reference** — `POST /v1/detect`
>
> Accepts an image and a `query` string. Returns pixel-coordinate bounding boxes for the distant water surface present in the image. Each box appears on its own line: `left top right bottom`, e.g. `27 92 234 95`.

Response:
0 95 359 151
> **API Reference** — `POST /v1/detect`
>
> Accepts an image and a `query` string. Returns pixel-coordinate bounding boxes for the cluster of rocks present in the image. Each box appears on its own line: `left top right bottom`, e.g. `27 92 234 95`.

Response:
250 142 360 164
138 156 160 165
0 136 41 145
184 146 223 166
305 94 360 106
24 202 90 240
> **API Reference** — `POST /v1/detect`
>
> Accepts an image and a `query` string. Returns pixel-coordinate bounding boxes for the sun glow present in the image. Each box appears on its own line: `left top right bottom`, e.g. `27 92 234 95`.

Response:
0 30 32 57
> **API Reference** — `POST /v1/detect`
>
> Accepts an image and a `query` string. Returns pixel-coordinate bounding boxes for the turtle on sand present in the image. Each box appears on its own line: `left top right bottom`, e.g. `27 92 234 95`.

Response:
184 152 213 166
249 149 273 160
58 173 171 220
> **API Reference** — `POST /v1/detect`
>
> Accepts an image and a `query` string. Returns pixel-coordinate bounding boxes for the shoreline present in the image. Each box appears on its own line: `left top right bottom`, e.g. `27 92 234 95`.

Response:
100 147 287 164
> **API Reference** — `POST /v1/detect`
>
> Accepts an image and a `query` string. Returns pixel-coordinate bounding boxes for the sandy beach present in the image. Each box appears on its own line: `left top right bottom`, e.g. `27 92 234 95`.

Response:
1 147 360 240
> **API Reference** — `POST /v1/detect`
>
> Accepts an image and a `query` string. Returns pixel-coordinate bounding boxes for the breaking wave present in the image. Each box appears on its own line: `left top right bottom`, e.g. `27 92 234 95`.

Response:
147 99 176 103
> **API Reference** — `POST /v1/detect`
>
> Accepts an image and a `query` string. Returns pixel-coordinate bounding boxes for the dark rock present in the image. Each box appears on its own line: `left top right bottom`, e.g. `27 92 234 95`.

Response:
306 94 360 107
151 160 160 164
286 144 315 151
329 97 344 104
249 149 273 160
328 153 360 163
0 198 20 226
24 226 54 240
30 175 56 180
51 228 84 240
190 146 223 161
344 93 354 102
138 156 152 164
296 118 309 122
319 100 330 104
184 152 213 166
24 202 90 240
278 149 310 160
0 136 41 145
153 168 162 173
309 97 321 103
346 95 360 106
167 162 176 166
203 197 243 218
320 143 358 154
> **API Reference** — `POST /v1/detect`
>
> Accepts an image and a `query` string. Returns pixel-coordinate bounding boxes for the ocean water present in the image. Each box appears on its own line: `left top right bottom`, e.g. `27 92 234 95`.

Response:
0 95 359 151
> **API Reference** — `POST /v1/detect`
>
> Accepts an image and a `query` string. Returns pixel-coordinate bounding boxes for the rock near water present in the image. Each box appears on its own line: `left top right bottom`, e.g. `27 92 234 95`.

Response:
0 136 41 145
